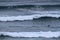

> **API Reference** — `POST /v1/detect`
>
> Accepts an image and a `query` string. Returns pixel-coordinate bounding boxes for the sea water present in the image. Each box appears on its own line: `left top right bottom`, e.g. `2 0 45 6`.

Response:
0 0 60 40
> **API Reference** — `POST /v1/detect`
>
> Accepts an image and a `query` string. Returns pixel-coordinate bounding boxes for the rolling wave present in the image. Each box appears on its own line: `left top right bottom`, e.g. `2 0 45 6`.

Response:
0 5 60 9
0 14 60 21
0 5 35 9
0 31 60 38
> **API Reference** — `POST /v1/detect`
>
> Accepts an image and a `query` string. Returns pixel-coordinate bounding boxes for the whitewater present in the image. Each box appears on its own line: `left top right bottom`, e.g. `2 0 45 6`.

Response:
0 31 60 38
0 14 60 21
0 1 60 40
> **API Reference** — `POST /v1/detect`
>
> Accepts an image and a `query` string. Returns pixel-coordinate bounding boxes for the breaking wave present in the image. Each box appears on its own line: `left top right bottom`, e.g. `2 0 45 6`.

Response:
0 14 60 21
0 31 60 38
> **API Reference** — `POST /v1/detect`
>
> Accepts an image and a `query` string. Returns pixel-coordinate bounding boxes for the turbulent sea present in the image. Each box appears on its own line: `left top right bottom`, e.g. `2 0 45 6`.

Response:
0 1 60 40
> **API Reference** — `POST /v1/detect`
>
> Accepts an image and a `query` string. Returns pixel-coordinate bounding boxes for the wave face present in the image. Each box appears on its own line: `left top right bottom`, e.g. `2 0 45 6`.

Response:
0 31 60 38
0 14 60 21
0 5 35 9
0 5 60 9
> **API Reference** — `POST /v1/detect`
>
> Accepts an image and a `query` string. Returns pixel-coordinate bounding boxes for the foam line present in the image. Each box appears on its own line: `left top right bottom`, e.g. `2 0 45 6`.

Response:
0 31 60 38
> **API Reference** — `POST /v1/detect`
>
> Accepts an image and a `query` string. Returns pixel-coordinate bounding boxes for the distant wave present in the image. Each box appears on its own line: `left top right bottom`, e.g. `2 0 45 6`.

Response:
0 5 60 9
0 31 60 38
0 14 60 21
0 5 35 9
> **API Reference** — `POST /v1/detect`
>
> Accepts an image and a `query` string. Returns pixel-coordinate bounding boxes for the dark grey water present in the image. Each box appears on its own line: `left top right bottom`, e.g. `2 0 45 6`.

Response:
0 37 60 40
0 18 60 32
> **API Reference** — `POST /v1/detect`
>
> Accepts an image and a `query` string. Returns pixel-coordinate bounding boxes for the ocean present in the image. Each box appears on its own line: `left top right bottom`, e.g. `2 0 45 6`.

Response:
0 0 60 40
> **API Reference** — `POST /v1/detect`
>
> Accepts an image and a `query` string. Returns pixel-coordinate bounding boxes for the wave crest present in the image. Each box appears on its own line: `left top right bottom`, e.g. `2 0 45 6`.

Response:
0 31 60 38
0 14 60 21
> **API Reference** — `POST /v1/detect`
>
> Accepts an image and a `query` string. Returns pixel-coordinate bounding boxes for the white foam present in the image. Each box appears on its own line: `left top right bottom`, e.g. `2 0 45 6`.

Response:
0 31 60 38
0 14 60 21
30 10 60 14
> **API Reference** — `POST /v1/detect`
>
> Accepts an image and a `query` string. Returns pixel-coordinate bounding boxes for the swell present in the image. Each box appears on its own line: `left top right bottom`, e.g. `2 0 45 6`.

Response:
0 5 60 9
0 5 35 9
0 14 60 21
0 31 60 38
